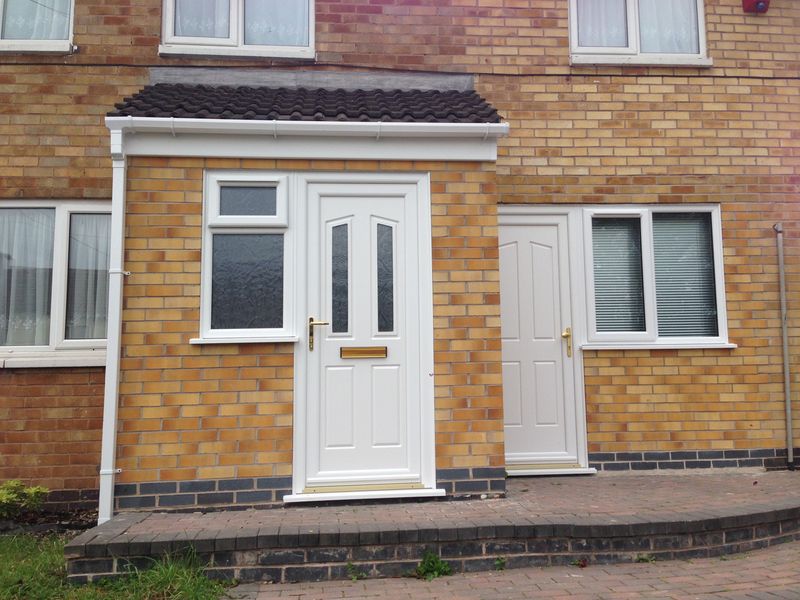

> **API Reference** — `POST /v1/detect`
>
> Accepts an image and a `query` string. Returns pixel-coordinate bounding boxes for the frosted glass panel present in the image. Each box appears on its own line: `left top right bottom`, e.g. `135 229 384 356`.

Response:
2 0 70 40
211 234 283 329
66 214 110 340
175 0 229 38
592 218 645 332
0 209 55 346
331 224 348 333
220 186 277 216
653 213 717 336
245 0 309 46
377 224 394 333
639 0 699 54
576 0 628 47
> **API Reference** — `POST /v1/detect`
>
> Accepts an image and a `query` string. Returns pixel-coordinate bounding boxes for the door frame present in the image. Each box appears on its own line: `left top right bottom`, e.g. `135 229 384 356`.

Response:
287 172 442 503
498 205 593 475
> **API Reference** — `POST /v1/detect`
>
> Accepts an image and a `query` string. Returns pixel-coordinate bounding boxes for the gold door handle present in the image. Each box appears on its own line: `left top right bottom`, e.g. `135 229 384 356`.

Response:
561 327 572 358
308 317 330 351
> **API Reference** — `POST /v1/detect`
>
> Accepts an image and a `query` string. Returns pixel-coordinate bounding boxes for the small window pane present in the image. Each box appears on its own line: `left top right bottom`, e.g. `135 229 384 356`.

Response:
2 0 70 40
244 0 309 46
331 224 349 334
211 234 283 330
653 213 717 337
219 186 277 217
576 0 628 48
175 0 229 38
592 217 645 332
66 214 110 340
377 224 394 333
0 208 55 346
639 0 699 54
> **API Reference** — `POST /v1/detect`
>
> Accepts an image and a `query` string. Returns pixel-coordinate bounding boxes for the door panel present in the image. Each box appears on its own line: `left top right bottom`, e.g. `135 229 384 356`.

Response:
500 216 582 469
305 185 421 488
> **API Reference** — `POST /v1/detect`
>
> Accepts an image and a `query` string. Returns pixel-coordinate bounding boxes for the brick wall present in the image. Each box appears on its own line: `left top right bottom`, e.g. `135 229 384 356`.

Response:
0 368 103 507
115 157 503 505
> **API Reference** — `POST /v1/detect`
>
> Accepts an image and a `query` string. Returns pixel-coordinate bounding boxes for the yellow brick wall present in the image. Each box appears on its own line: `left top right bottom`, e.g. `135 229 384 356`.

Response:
116 157 503 484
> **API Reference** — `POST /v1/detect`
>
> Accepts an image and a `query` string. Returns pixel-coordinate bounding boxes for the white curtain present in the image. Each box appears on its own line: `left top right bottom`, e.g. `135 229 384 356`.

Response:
639 0 699 54
576 0 628 48
0 209 55 347
2 0 70 40
244 0 308 46
175 0 229 38
66 214 110 340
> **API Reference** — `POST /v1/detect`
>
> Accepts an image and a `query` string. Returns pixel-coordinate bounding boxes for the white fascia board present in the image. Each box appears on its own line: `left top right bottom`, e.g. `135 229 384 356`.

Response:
105 117 508 162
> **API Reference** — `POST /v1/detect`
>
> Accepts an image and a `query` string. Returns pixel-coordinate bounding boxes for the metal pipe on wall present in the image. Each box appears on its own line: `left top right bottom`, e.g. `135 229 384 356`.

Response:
773 223 795 470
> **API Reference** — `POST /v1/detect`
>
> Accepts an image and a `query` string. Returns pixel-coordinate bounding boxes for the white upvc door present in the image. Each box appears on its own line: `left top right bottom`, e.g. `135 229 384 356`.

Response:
289 174 440 502
499 210 593 475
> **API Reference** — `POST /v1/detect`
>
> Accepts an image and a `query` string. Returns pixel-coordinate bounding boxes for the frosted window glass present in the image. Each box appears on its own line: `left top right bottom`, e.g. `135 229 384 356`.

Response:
377 224 394 333
331 224 348 334
220 186 277 216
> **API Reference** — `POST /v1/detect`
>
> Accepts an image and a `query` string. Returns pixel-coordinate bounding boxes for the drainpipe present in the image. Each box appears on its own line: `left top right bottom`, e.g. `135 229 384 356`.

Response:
98 131 127 523
774 223 795 470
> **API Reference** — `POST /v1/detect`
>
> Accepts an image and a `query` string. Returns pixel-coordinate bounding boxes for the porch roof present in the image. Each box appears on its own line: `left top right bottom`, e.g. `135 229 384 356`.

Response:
108 83 502 124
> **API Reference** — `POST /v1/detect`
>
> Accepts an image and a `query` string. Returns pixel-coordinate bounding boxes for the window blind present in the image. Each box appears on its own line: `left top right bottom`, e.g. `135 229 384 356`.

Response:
592 217 646 332
653 213 718 337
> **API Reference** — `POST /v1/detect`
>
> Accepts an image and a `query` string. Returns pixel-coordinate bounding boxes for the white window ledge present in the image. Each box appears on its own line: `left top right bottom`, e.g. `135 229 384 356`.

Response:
580 342 737 351
158 44 314 60
0 40 73 53
570 54 713 67
0 351 107 369
190 336 299 345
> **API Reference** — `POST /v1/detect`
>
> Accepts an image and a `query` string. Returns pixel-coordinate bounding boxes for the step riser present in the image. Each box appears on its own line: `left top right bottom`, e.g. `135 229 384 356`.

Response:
66 515 800 584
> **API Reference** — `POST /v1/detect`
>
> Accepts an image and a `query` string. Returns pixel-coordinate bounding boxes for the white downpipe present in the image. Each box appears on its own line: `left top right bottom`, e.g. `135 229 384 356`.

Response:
774 223 795 470
97 154 127 524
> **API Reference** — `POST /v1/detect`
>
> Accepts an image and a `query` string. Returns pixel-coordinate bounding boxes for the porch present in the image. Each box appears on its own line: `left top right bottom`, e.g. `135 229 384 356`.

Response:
65 470 800 583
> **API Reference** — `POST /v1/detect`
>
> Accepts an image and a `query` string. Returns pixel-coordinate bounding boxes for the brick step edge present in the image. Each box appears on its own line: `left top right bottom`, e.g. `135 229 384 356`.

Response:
65 509 800 583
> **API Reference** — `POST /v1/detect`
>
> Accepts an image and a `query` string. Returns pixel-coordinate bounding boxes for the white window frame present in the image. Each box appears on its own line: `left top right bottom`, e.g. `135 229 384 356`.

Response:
159 0 315 59
0 0 74 53
195 171 297 344
0 201 110 366
568 0 712 66
583 204 730 349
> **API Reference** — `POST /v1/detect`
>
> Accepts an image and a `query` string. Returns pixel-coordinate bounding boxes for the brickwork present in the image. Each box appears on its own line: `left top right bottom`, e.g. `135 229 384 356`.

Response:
0 368 103 505
116 157 503 493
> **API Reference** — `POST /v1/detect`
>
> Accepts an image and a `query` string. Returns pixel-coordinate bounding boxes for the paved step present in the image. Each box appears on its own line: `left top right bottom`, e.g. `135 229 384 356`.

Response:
64 471 800 584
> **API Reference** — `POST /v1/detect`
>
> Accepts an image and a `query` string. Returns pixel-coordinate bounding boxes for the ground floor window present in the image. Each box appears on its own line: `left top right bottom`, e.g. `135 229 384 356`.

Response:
0 202 110 352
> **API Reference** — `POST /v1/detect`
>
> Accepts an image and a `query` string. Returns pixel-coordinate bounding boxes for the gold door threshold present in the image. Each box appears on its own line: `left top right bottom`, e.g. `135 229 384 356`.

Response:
303 482 424 494
507 463 582 471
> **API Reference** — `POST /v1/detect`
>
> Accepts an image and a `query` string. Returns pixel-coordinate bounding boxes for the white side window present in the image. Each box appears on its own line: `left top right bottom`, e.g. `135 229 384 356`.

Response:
160 0 314 59
569 0 711 66
0 0 74 52
197 171 296 343
0 202 110 356
584 205 728 346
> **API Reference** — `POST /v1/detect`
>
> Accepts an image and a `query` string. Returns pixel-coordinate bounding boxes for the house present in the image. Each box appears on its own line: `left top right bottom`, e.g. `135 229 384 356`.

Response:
1 0 798 524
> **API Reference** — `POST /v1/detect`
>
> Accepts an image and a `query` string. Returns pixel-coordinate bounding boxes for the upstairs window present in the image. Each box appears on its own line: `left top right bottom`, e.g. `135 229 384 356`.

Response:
161 0 314 59
569 0 710 66
0 0 73 52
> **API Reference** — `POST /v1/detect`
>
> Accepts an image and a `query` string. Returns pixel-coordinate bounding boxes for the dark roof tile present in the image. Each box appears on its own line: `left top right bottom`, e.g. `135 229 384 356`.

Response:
108 83 501 124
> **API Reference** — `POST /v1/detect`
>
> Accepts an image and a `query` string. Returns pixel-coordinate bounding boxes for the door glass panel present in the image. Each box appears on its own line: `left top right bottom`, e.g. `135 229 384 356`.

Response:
331 223 348 333
219 186 277 216
211 233 283 329
377 223 394 333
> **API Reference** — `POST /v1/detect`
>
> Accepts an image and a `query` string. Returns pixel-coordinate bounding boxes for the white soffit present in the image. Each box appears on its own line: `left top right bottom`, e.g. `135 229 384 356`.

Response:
106 117 509 162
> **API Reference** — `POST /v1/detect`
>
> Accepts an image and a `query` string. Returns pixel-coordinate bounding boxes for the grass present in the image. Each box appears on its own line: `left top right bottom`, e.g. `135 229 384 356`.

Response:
0 533 228 600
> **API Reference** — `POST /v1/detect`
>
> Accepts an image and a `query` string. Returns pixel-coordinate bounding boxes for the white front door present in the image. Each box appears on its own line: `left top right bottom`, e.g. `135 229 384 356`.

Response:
291 175 439 500
499 210 593 475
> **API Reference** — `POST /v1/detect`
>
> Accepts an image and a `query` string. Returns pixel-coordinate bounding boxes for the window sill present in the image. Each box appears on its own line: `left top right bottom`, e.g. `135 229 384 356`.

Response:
580 341 737 351
570 54 713 67
158 43 314 60
0 40 74 53
190 336 299 345
0 351 107 369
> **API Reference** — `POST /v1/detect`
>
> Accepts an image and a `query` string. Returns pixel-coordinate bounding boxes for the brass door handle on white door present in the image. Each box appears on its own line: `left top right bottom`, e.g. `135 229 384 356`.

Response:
308 317 330 351
561 327 572 358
